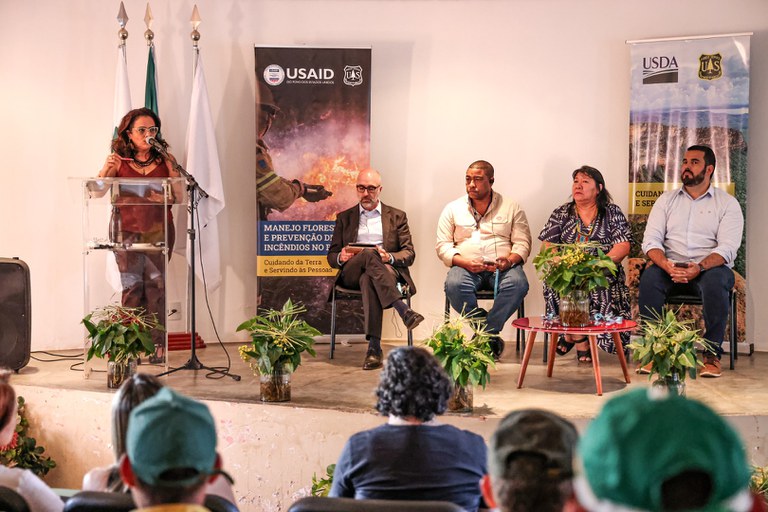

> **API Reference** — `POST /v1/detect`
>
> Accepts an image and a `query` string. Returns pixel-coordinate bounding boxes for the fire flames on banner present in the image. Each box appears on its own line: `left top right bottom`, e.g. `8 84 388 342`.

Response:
627 34 750 342
255 46 371 333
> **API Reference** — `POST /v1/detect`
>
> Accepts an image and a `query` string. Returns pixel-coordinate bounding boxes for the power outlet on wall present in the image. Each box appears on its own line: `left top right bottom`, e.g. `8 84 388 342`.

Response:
168 301 182 321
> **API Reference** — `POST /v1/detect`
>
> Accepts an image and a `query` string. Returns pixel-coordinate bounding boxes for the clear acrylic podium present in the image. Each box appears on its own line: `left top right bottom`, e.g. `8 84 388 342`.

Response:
79 177 186 378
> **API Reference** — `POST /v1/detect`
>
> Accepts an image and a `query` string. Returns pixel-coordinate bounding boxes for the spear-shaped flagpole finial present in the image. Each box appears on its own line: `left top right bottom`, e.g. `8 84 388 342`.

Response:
117 1 129 44
144 3 154 45
190 4 201 47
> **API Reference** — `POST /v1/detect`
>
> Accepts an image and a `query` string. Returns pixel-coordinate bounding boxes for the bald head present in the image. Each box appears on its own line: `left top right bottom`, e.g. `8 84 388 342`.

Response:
356 169 383 211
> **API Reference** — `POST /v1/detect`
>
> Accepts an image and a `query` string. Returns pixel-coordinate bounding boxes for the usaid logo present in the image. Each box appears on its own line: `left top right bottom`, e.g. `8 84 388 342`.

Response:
286 68 335 80
642 55 679 84
263 65 285 86
343 65 363 86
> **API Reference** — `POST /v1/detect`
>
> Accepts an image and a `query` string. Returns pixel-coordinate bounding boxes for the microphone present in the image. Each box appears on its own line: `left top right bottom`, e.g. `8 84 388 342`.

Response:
145 136 165 154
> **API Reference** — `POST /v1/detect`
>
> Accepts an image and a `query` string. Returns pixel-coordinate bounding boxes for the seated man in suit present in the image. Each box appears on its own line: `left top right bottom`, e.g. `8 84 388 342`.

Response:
327 169 424 370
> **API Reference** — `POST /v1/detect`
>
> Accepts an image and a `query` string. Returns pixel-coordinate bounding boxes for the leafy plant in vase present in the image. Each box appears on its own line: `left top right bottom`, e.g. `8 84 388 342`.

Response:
237 299 320 402
82 304 161 388
424 312 495 413
533 242 617 326
629 307 713 396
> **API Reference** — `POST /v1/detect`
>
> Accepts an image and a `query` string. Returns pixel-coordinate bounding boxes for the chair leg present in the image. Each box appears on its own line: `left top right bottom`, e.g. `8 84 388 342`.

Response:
406 290 413 347
444 295 450 322
516 301 525 352
730 290 736 370
330 289 338 360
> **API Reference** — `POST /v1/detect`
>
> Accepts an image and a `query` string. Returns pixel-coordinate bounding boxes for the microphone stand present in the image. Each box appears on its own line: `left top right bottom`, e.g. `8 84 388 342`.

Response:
151 141 239 381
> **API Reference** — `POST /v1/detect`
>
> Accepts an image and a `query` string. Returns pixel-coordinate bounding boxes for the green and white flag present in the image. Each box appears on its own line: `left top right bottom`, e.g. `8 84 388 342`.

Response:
144 45 158 115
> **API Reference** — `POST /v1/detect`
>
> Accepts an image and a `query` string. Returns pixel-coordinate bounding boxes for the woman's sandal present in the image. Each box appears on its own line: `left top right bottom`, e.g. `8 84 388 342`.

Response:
574 337 592 363
556 338 575 356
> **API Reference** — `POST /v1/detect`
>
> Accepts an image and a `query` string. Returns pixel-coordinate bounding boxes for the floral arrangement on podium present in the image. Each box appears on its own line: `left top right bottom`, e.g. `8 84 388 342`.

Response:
237 299 319 402
533 242 617 326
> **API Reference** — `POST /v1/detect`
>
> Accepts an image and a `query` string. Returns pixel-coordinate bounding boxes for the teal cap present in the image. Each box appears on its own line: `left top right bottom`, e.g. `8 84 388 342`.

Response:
126 387 218 487
575 389 752 511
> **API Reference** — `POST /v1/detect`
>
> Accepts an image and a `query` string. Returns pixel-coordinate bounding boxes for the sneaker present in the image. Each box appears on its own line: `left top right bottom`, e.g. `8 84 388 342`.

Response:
636 362 653 374
700 354 722 378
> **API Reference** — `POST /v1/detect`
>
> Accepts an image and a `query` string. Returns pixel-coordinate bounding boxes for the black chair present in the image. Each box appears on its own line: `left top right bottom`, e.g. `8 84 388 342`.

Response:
63 491 239 512
665 283 738 370
0 486 30 512
444 290 533 358
330 284 413 359
288 496 464 512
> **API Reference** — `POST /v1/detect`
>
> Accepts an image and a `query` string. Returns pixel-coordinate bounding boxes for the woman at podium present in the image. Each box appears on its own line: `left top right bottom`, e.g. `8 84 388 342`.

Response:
98 108 179 364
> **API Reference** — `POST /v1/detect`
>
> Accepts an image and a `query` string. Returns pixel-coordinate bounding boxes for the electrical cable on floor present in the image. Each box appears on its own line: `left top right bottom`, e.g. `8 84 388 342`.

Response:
31 350 85 362
194 208 239 381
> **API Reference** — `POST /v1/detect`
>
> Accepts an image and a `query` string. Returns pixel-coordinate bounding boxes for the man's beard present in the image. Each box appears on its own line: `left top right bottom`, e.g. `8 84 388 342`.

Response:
682 170 706 186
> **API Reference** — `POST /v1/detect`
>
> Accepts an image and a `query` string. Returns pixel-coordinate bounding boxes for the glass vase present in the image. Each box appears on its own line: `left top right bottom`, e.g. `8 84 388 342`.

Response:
260 364 292 402
107 359 137 389
652 369 686 397
560 290 590 327
447 384 473 413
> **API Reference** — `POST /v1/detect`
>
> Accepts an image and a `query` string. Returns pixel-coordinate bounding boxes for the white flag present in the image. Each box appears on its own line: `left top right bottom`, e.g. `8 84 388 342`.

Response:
185 52 225 290
113 44 132 136
107 44 133 293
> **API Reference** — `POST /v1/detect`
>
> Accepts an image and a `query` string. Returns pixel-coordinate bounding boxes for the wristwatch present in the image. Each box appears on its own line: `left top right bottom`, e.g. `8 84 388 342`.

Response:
698 263 706 273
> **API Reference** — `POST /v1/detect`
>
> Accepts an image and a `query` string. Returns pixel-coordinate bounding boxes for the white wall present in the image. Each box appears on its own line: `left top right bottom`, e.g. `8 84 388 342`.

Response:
1 0 766 352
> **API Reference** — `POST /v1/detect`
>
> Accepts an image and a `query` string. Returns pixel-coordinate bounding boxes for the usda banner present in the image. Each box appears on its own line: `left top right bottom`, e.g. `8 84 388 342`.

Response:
627 33 750 279
255 46 371 332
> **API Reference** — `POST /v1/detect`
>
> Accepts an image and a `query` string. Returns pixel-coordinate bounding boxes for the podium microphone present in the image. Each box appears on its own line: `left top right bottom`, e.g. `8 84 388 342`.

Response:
145 136 166 155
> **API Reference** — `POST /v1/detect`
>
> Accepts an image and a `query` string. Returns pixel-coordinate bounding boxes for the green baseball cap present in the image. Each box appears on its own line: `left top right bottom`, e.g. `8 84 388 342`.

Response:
489 409 578 481
126 387 220 487
575 389 752 511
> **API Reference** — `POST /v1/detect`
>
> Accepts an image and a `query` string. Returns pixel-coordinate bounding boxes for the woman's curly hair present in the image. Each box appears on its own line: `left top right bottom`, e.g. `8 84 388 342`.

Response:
375 347 453 422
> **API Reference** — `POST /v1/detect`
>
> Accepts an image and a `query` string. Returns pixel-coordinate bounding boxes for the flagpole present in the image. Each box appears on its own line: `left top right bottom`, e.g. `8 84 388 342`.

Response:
159 4 239 381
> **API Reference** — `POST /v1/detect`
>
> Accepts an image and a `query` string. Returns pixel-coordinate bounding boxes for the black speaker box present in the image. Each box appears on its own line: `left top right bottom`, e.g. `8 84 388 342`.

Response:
0 258 31 370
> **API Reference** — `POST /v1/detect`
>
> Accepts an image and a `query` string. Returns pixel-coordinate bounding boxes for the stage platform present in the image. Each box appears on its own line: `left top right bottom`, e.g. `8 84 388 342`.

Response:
12 340 767 512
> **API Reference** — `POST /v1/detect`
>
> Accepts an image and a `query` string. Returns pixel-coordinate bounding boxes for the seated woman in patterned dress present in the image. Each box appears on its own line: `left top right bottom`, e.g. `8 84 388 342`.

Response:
538 166 632 363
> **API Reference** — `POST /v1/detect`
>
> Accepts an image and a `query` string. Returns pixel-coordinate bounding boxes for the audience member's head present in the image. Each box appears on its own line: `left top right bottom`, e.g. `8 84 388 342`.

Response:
482 409 578 512
375 346 453 422
571 388 753 512
0 369 17 446
120 387 229 507
112 373 164 460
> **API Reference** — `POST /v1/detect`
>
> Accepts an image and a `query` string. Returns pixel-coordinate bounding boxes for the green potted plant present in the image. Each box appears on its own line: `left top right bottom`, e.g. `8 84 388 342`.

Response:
424 313 496 413
310 464 335 497
751 464 768 505
82 304 160 388
237 299 320 402
629 307 713 396
533 242 617 326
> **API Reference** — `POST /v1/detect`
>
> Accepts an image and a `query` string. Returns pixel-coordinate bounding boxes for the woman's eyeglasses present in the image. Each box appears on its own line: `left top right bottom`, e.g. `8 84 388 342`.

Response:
132 126 160 136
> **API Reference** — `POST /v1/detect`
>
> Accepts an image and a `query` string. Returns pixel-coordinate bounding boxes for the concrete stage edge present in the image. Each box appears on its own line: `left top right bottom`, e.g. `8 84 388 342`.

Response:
13 341 768 512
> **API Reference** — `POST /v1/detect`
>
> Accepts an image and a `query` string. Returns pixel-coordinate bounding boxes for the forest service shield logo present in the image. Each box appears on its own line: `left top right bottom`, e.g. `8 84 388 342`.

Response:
343 65 363 86
698 54 723 81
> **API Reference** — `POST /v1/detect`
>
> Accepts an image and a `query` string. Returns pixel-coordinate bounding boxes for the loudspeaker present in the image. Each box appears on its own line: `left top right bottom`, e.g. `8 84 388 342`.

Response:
0 258 30 370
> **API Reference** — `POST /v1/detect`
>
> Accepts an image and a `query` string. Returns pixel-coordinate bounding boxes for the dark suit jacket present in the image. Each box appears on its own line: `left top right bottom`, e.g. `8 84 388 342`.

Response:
327 202 417 295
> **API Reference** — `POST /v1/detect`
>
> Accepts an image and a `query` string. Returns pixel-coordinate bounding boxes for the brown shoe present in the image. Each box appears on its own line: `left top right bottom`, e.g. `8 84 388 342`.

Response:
700 354 722 378
402 309 424 330
362 349 383 370
636 362 653 374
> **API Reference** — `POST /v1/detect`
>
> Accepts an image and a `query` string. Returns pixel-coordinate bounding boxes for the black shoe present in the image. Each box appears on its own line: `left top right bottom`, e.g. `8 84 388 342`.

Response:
363 349 383 370
490 336 505 362
402 309 425 330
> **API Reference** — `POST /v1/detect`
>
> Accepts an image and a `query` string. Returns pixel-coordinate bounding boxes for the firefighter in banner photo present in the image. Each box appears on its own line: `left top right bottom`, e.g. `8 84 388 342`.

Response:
256 82 332 219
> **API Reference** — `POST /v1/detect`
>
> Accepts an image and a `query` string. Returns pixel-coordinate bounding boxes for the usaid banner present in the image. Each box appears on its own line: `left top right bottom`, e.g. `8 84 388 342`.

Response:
255 46 371 332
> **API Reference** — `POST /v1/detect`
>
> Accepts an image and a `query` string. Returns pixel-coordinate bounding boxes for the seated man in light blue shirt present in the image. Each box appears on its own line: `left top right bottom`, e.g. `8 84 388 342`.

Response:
327 169 423 370
639 145 744 378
